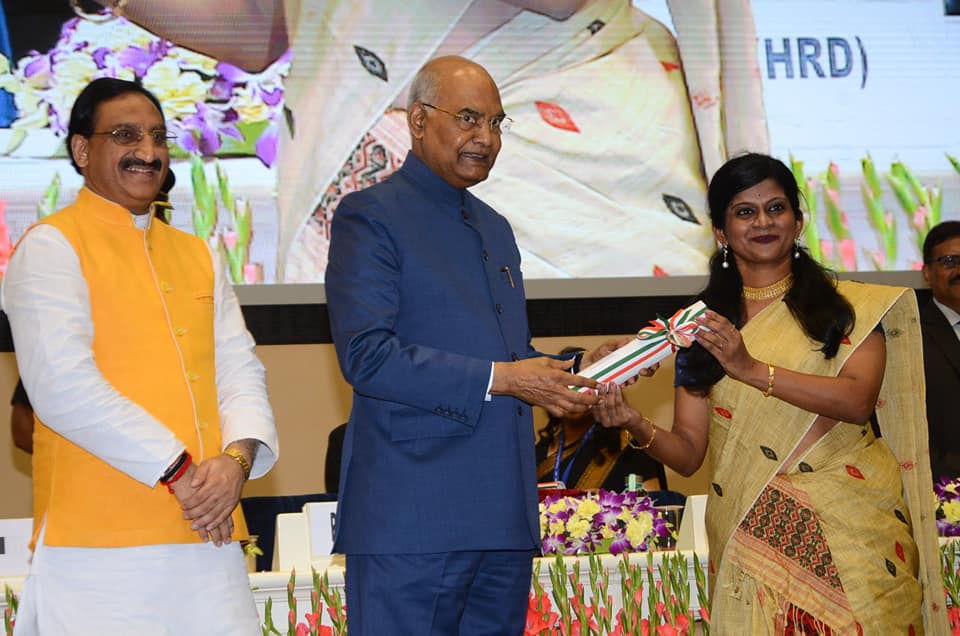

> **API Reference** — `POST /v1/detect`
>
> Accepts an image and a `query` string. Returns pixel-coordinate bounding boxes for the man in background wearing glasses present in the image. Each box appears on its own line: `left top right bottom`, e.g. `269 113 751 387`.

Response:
1 77 278 634
326 56 623 635
921 221 960 482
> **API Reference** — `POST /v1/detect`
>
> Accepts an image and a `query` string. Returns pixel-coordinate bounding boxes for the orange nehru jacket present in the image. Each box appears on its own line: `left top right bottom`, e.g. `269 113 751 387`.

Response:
31 188 245 547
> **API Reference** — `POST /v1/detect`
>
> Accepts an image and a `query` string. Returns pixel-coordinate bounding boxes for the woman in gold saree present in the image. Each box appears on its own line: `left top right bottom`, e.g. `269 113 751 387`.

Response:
595 153 947 634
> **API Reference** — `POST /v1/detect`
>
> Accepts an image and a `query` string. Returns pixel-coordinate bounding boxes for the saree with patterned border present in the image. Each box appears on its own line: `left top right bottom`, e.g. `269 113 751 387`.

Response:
703 281 948 635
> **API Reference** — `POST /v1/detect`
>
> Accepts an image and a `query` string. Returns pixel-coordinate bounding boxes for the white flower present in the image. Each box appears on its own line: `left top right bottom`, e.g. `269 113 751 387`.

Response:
230 84 270 123
71 18 155 52
44 52 99 128
143 58 209 119
170 48 217 74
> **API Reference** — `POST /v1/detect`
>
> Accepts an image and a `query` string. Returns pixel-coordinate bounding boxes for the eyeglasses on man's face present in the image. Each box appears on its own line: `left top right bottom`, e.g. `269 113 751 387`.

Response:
421 103 513 135
90 125 176 147
931 254 960 270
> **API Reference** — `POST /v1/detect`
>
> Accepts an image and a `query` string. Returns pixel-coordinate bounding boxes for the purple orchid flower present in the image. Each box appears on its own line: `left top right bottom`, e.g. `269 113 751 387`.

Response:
608 534 632 556
542 534 565 555
117 46 156 78
177 102 243 156
59 18 81 41
91 47 113 70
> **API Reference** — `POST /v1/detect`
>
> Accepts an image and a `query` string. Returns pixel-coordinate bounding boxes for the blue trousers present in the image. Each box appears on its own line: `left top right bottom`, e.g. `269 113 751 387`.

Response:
345 550 535 635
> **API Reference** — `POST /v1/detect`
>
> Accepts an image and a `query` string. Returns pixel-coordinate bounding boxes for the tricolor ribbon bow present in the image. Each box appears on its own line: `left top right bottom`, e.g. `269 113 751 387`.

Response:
573 301 707 391
637 303 705 352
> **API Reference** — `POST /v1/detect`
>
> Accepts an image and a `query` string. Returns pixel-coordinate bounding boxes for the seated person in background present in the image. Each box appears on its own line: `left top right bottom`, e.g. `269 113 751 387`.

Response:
10 378 33 454
324 422 346 495
535 348 668 494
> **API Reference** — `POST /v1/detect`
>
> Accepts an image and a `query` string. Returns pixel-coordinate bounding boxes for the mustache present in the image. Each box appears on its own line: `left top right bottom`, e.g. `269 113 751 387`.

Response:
120 157 163 171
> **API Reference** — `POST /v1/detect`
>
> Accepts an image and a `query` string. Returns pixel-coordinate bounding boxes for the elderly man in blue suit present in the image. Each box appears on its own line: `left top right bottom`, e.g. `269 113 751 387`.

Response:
326 56 618 635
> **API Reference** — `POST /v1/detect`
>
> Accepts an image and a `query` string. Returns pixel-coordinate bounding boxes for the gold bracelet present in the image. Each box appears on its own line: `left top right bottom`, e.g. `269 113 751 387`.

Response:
762 363 775 397
223 447 251 480
627 417 657 450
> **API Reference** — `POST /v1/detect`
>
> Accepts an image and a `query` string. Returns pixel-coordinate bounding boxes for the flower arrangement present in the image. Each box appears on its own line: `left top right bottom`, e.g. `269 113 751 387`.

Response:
261 569 347 636
3 586 16 636
190 154 263 283
790 153 948 272
941 540 960 634
0 12 290 167
936 477 960 537
13 541 960 635
540 490 671 556
526 552 710 636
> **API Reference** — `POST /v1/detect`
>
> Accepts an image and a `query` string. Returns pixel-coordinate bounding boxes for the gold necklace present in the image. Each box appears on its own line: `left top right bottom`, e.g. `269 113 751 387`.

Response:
743 274 793 301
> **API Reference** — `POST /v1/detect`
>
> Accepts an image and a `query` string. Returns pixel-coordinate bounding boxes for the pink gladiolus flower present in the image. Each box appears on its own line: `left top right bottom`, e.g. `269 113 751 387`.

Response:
839 239 857 271
825 188 841 207
656 601 666 617
288 609 296 625
295 623 309 636
656 624 678 636
698 607 710 622
911 261 923 271
675 613 690 631
306 609 321 628
222 230 239 251
829 162 840 178
865 250 885 270
914 206 929 231
641 618 651 636
244 263 264 284
821 240 834 261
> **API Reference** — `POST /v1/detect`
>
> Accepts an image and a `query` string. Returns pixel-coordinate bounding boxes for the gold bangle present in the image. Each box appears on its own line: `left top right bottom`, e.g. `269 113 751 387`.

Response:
628 418 657 450
763 363 775 397
223 447 251 480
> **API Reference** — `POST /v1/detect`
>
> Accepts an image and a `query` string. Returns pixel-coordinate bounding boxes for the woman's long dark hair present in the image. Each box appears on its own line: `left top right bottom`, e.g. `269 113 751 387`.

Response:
679 153 855 394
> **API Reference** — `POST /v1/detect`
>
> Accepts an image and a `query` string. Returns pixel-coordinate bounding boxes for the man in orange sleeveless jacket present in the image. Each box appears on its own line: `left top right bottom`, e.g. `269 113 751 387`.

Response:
1 78 278 635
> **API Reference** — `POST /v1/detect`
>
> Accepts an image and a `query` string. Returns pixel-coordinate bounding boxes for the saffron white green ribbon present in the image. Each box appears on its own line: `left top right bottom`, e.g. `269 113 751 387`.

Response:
573 301 707 392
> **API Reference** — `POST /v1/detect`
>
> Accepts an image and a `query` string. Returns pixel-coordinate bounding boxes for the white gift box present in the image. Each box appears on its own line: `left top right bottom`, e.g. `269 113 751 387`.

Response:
574 301 707 392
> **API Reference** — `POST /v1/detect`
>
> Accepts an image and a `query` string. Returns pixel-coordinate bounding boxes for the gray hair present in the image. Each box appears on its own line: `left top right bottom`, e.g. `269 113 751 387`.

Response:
407 66 441 109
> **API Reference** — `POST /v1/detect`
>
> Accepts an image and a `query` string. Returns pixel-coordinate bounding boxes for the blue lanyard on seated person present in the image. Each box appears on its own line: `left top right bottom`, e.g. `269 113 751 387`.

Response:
553 422 598 487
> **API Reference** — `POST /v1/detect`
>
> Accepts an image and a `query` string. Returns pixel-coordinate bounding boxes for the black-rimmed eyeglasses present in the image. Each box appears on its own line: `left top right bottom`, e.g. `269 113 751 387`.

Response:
421 103 513 135
930 254 960 270
89 125 176 147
